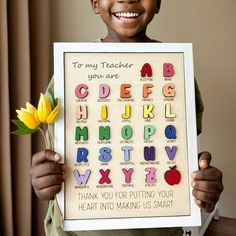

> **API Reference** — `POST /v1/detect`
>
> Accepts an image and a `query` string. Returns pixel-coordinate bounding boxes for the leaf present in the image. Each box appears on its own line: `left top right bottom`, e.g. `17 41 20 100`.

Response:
11 119 32 130
45 90 56 108
11 119 38 135
11 128 38 135
54 98 58 106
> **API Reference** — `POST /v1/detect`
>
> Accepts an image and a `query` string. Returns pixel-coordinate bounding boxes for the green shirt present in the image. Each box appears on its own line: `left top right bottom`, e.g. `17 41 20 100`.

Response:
44 198 183 236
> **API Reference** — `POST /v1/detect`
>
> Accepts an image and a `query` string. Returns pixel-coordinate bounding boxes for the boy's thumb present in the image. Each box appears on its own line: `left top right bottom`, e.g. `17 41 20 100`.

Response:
54 153 61 161
198 151 212 169
32 149 62 166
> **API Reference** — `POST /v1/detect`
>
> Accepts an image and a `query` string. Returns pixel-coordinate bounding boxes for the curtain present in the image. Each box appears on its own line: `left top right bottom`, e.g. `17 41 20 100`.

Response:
0 0 51 235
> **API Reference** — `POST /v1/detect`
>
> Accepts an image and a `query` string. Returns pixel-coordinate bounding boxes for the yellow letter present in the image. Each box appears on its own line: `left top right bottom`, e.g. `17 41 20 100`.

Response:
165 104 176 118
101 105 108 120
143 104 154 119
121 104 131 119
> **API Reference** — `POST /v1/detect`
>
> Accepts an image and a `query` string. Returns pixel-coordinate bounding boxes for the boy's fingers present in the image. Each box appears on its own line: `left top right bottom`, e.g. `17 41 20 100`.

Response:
198 151 212 169
32 174 64 190
35 184 62 200
31 163 65 178
192 167 222 181
194 199 215 213
194 199 204 209
32 150 62 166
192 189 220 205
192 180 223 193
204 204 215 213
204 203 215 213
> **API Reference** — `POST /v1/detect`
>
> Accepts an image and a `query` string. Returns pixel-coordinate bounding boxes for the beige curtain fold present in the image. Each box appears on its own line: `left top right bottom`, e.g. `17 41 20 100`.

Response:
0 0 51 235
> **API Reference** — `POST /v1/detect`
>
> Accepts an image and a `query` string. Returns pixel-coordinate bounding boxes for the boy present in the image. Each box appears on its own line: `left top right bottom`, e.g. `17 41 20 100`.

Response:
30 0 223 235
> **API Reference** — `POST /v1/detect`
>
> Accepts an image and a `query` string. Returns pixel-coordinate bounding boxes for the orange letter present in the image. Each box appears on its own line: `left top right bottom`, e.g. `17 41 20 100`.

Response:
143 83 153 98
120 84 131 98
162 83 175 97
76 105 88 120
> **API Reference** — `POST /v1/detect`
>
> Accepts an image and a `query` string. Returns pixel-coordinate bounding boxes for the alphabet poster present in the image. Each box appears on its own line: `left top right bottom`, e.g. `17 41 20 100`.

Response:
54 43 201 231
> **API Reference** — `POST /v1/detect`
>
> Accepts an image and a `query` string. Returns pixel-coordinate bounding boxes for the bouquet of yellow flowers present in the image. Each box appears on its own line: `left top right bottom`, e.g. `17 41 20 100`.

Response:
12 92 60 149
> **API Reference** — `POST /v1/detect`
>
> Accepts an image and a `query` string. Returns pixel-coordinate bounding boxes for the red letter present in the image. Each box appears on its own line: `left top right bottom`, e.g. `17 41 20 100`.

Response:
99 169 111 184
141 63 152 77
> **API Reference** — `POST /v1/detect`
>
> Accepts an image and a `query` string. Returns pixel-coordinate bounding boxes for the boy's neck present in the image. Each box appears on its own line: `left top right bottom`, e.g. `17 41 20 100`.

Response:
102 30 155 43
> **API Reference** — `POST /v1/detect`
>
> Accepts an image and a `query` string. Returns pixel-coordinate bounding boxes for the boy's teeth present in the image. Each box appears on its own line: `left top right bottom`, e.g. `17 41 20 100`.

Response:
115 12 140 18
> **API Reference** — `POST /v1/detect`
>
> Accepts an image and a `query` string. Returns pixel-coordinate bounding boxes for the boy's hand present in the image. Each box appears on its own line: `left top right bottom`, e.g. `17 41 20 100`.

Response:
191 151 223 213
30 150 65 200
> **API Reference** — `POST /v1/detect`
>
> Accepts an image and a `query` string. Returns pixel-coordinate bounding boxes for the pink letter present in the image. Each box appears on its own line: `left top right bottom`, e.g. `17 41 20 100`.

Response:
122 168 134 183
99 84 110 98
75 84 88 98
163 63 175 77
145 167 156 184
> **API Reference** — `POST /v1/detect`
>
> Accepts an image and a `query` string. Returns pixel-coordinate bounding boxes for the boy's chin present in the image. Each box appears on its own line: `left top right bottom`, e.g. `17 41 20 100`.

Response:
109 31 146 42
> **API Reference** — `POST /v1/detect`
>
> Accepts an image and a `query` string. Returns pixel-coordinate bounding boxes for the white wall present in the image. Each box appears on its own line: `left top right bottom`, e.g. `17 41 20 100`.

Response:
51 0 236 219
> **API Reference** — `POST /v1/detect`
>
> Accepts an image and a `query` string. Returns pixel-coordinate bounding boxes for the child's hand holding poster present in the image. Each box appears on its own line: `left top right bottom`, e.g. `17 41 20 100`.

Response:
54 43 201 231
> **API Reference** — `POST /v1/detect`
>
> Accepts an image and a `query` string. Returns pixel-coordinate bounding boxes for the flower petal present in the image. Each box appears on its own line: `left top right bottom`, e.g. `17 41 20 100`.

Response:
47 101 60 123
17 110 40 129
37 93 52 122
26 102 37 114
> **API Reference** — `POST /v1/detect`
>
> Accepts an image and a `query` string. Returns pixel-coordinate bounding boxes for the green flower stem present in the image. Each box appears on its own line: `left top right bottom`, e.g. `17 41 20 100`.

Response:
46 124 54 150
38 127 49 149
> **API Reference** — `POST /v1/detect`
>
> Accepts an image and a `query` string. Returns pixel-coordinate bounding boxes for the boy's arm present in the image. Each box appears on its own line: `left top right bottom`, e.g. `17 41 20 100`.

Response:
195 79 204 135
193 80 223 212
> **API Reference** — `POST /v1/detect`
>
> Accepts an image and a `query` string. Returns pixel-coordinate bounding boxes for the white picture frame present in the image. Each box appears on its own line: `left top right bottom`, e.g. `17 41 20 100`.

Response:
54 42 201 231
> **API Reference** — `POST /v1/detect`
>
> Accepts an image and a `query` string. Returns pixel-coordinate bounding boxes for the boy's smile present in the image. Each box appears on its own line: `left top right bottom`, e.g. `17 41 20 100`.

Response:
113 11 142 24
92 0 159 42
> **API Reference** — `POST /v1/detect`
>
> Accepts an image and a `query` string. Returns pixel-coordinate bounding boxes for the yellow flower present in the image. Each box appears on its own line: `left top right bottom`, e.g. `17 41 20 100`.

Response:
37 93 60 123
13 93 60 150
16 102 41 129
